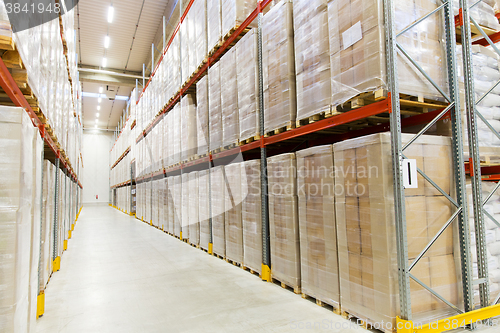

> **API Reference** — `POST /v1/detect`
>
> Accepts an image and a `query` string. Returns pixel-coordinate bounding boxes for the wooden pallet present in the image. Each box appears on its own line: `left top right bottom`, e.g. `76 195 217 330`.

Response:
207 26 251 57
271 276 300 294
301 293 341 315
456 23 499 42
225 257 242 267
264 122 296 138
340 309 392 333
241 265 261 278
296 106 334 128
240 135 260 144
0 34 15 51
465 146 500 165
200 247 209 253
213 252 225 260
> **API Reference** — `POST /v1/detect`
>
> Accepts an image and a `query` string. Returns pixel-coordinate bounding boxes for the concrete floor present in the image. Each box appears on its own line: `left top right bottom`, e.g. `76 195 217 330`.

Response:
36 204 499 333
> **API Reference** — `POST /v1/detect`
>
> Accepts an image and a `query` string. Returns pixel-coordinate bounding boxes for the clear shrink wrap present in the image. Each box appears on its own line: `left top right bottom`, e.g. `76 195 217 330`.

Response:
241 160 262 273
0 3 12 49
209 62 223 151
189 171 200 246
211 165 226 256
0 106 36 332
467 181 500 306
224 163 244 264
171 33 181 96
181 94 198 161
182 173 190 240
296 145 339 308
166 177 175 234
293 0 331 121
221 0 258 38
262 0 297 134
197 75 210 155
328 0 447 108
171 175 183 238
160 179 168 231
153 180 160 228
221 47 239 147
453 0 500 31
199 169 211 251
207 0 222 53
236 28 260 141
40 161 54 290
333 133 461 328
193 0 208 68
172 103 182 164
181 9 193 84
267 152 300 290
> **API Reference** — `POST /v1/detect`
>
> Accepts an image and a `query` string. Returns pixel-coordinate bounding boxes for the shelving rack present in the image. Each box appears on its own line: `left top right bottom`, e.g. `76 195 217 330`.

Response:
109 0 500 330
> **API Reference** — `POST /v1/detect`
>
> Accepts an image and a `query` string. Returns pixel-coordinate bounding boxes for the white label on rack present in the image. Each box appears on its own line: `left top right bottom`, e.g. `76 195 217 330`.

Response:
402 159 418 189
342 21 363 50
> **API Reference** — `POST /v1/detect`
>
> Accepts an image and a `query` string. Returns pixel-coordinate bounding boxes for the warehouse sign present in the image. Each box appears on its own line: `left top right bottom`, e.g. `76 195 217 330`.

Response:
3 0 78 33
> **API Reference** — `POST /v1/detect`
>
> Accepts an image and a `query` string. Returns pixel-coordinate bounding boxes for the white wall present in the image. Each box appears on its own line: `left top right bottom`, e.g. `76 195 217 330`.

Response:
81 130 113 203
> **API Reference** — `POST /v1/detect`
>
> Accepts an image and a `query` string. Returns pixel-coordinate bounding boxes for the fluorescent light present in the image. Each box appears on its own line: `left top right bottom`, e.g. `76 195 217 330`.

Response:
99 87 103 94
95 125 98 128
102 57 107 67
97 105 101 111
96 113 100 117
104 35 110 49
95 119 98 122
108 5 114 23
98 97 102 103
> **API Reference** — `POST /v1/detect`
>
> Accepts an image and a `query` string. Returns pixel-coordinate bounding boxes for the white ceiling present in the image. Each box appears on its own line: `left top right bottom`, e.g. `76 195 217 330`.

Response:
76 0 174 130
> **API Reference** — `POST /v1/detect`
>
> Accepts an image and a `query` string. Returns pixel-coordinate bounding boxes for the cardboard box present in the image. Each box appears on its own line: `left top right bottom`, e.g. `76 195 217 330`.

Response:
242 160 262 273
224 163 244 264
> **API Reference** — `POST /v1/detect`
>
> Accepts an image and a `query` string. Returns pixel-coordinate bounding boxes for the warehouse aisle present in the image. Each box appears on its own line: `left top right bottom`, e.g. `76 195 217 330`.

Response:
36 204 363 333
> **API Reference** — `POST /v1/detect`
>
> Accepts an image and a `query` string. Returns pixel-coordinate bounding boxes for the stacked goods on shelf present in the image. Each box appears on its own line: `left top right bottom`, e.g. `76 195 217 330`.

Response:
40 161 55 290
267 153 300 291
293 0 331 121
193 0 208 70
222 0 258 37
241 160 262 273
0 4 11 48
166 178 175 234
221 47 239 147
146 181 152 223
237 28 260 142
199 169 211 251
468 182 500 305
207 0 222 52
262 0 296 134
224 162 245 264
172 175 182 237
181 7 195 84
153 180 159 227
327 0 446 108
181 94 198 161
296 145 340 308
160 179 168 230
457 45 500 155
182 173 190 240
334 133 461 327
211 165 226 256
453 0 500 30
209 62 223 151
172 103 182 165
197 76 210 156
0 106 42 332
189 171 200 246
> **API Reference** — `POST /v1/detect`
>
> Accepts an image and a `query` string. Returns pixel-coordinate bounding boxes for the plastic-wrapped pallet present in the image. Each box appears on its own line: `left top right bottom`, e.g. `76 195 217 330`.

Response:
328 0 447 108
40 161 54 289
160 179 168 231
267 152 300 291
209 61 223 151
221 47 239 147
457 45 500 150
166 177 175 234
453 0 500 31
193 0 207 68
468 181 500 306
237 28 260 142
182 173 189 240
211 165 226 256
224 163 244 264
173 103 182 164
189 171 200 246
199 169 211 251
172 175 182 238
334 133 461 328
241 160 262 273
221 0 258 38
293 0 331 121
207 0 222 53
0 106 37 332
145 180 151 224
197 75 210 155
296 145 339 308
181 8 195 84
152 180 159 227
171 33 181 97
181 94 198 161
262 0 297 134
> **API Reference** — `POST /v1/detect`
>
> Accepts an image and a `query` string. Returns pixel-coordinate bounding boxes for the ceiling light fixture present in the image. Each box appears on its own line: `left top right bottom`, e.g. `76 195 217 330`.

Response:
108 5 114 23
104 35 110 49
102 57 107 68
98 97 102 103
96 113 100 117
99 87 103 93
97 106 101 111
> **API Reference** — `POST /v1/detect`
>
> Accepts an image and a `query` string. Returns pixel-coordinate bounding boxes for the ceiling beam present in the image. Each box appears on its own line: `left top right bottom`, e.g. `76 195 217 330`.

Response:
79 71 138 87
